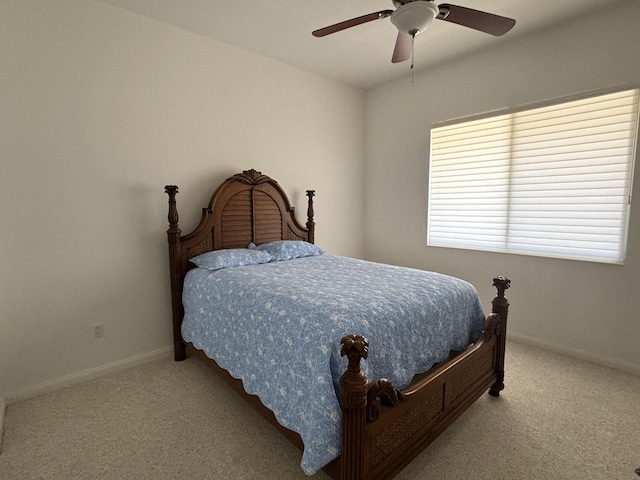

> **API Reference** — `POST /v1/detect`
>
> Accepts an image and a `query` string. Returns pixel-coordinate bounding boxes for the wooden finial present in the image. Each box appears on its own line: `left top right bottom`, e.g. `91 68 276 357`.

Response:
306 190 315 244
341 334 368 371
165 185 179 232
493 276 510 299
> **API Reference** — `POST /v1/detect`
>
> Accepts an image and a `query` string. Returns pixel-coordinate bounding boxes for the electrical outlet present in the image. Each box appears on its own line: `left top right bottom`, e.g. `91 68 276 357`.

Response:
93 323 104 338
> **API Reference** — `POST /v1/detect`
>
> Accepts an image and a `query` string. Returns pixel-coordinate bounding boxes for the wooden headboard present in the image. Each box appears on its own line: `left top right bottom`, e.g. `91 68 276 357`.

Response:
164 169 316 360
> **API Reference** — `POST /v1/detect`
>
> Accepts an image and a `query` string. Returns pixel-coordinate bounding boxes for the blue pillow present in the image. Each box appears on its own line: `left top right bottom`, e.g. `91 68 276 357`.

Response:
190 249 272 271
250 240 325 262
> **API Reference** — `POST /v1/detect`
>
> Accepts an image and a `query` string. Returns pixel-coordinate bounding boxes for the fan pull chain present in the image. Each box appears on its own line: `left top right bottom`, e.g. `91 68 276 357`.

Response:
411 32 416 84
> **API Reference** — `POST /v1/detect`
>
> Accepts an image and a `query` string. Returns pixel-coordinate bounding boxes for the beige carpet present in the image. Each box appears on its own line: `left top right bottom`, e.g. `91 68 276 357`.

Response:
1 341 639 479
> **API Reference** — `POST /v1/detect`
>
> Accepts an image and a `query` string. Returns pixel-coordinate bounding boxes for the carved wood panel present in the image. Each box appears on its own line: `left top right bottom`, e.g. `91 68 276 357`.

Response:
285 226 305 241
446 348 494 404
370 385 444 468
187 233 214 258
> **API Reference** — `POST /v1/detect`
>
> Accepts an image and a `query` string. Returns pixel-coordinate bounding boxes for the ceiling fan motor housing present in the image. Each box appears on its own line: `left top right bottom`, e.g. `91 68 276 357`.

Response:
391 1 439 35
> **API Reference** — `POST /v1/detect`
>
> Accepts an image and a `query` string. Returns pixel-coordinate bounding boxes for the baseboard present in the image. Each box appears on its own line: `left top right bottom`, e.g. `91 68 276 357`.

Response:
508 332 640 376
0 395 6 454
5 346 174 405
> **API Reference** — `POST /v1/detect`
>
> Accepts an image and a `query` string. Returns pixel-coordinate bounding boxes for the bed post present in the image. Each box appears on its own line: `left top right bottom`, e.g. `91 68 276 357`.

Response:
340 334 369 480
306 190 315 244
165 185 186 361
489 276 510 397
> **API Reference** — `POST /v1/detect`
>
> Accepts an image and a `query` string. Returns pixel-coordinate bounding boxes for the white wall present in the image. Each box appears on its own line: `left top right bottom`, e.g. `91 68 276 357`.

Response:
0 0 366 398
364 1 640 371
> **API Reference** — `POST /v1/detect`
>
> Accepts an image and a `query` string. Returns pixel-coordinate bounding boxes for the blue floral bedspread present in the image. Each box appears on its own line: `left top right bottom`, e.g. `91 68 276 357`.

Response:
181 254 486 475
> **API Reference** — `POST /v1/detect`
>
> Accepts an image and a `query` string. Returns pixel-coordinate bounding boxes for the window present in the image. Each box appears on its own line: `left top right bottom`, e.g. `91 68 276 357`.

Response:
428 89 639 264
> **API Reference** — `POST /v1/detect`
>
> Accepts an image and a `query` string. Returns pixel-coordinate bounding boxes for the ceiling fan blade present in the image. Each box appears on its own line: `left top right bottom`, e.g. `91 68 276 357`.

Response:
437 4 515 36
391 32 412 63
312 10 393 37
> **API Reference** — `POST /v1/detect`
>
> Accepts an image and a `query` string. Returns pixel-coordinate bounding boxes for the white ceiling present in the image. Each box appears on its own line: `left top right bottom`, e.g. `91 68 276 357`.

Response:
97 0 625 89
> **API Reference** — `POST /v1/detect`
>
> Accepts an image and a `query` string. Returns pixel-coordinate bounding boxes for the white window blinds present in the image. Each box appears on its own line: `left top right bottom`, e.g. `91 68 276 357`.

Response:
428 89 639 264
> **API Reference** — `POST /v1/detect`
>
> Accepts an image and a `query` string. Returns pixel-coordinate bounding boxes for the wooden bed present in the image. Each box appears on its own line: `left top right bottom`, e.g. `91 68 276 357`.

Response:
165 168 510 480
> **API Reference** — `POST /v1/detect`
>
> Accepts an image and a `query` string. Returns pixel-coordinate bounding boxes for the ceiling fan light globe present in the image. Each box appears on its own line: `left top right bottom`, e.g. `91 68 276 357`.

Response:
391 2 439 35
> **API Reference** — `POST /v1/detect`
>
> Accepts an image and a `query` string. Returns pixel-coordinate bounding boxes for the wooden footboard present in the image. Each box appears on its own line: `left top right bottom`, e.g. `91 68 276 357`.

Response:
335 276 510 480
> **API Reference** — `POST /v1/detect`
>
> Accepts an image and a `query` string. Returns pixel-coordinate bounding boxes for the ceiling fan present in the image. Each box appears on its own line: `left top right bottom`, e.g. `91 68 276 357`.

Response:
312 0 516 64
